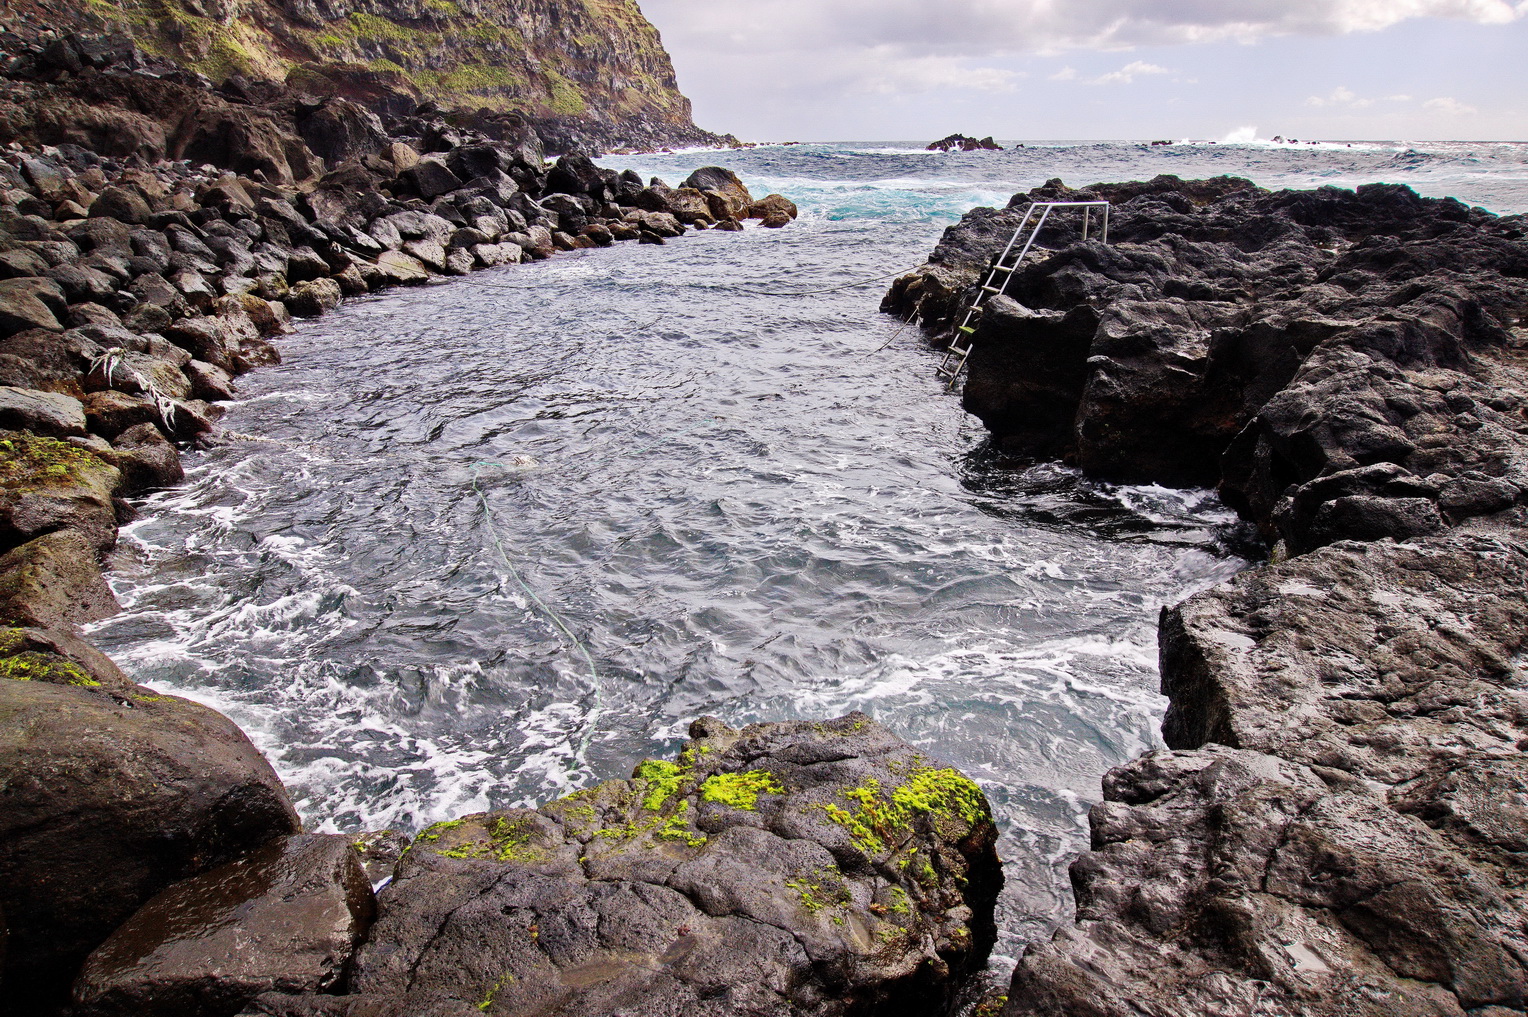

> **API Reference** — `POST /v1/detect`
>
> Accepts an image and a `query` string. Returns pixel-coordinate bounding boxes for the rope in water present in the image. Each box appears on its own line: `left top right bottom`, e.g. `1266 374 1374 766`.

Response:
464 413 729 764
469 460 605 763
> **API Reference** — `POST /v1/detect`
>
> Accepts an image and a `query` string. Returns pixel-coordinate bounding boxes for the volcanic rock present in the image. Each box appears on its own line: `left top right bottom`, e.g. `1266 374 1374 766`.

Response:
0 679 300 1012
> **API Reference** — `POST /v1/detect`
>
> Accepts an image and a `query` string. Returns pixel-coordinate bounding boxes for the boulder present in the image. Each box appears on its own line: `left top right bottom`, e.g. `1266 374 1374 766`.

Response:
0 529 119 629
746 194 799 221
301 714 999 1017
0 430 120 554
0 679 301 1012
0 622 132 689
682 167 754 219
88 185 153 225
0 276 65 335
399 157 463 201
296 99 388 166
109 422 185 494
0 385 87 437
72 835 375 1017
286 278 343 318
372 251 432 286
666 186 713 224
82 389 164 440
185 359 238 401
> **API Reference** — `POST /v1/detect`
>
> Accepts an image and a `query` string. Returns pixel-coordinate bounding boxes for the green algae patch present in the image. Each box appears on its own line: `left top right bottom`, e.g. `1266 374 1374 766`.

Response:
818 767 989 858
635 758 686 811
0 434 106 491
700 770 784 811
655 800 706 848
477 970 514 1012
0 651 98 686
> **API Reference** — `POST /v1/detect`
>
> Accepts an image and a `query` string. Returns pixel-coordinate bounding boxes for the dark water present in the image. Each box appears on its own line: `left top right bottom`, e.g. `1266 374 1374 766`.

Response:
89 139 1528 967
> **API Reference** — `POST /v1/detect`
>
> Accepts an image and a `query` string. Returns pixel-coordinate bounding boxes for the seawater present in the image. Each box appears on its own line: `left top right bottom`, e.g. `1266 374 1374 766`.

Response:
88 140 1528 968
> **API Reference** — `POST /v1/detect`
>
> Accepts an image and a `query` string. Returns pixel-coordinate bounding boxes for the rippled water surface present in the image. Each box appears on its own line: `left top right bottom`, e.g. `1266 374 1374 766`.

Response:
90 139 1528 966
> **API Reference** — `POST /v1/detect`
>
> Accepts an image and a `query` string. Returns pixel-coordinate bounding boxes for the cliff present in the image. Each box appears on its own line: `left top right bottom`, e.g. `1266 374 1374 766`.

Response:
0 0 731 153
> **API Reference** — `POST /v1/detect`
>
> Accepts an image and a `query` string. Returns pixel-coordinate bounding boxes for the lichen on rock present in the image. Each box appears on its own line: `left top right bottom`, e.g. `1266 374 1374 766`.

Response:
247 712 1002 1017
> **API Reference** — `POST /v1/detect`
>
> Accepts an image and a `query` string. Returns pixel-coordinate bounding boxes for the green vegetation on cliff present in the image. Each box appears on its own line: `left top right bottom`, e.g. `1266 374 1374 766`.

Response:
64 0 694 123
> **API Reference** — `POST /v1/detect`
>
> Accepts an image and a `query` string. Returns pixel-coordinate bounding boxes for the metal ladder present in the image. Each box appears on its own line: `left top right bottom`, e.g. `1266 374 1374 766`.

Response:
936 200 1111 388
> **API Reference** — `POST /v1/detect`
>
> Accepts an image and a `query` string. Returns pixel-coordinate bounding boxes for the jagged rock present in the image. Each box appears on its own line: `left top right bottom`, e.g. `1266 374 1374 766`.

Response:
927 135 1003 152
0 528 119 628
263 714 999 1017
1160 531 1528 783
888 178 1528 548
0 429 119 554
72 834 375 1017
0 678 301 1012
1004 744 1527 1017
0 384 87 437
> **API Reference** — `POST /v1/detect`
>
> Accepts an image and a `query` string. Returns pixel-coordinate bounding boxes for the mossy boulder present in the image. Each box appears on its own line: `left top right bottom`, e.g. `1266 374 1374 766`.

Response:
0 430 121 555
249 713 1000 1017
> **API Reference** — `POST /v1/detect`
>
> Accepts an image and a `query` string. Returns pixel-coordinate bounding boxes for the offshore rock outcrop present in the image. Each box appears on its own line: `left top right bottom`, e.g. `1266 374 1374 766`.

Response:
1 0 734 154
886 179 1528 1015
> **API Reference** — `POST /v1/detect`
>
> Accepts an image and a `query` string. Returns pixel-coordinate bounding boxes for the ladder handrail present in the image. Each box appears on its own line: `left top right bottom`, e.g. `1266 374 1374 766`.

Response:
937 200 1112 389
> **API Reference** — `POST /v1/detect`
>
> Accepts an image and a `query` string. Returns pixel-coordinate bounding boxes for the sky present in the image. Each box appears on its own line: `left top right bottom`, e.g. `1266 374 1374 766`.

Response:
637 0 1528 142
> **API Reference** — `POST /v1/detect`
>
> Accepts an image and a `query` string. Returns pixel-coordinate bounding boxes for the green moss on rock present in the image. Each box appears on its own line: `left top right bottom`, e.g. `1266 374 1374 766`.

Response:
0 651 99 686
699 770 784 811
0 434 107 491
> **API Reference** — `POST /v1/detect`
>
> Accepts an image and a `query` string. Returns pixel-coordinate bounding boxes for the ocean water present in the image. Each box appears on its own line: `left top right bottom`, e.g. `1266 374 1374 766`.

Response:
88 140 1528 970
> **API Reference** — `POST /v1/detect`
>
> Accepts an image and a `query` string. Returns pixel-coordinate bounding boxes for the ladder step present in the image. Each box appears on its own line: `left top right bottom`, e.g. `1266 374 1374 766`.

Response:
956 325 975 335
990 264 1015 274
980 285 1005 295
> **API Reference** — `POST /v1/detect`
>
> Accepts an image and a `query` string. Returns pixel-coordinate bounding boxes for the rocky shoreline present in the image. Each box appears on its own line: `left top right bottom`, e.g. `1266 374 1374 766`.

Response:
887 176 1528 1014
0 29 1040 1017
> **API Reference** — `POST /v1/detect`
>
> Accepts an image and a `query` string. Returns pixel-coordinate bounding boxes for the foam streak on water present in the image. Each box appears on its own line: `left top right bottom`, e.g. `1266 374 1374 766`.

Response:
88 140 1528 967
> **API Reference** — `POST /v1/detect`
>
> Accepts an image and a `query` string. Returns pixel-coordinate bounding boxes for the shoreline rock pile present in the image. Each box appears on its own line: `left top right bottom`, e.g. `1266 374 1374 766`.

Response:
887 177 1528 1014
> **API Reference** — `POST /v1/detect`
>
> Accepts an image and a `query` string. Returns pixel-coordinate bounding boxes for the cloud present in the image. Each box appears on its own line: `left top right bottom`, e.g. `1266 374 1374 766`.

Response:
643 0 1527 62
1424 96 1480 114
1306 88 1426 109
1306 86 1371 108
856 54 1023 94
1089 60 1171 85
1050 66 1078 81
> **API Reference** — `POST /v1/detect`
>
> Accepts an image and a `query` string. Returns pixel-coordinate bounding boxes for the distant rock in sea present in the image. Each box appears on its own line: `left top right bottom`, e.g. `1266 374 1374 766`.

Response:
927 134 1004 152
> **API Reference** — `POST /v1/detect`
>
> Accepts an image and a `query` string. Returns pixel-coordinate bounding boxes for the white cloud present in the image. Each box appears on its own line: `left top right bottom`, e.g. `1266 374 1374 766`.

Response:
1089 60 1172 85
1424 96 1480 114
1306 86 1371 107
644 0 1527 62
1050 66 1078 81
857 55 1022 95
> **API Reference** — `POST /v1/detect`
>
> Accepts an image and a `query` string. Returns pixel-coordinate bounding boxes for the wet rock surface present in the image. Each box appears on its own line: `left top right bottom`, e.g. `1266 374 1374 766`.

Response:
888 180 1528 1014
0 679 301 1012
72 834 375 1017
246 714 1001 1017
